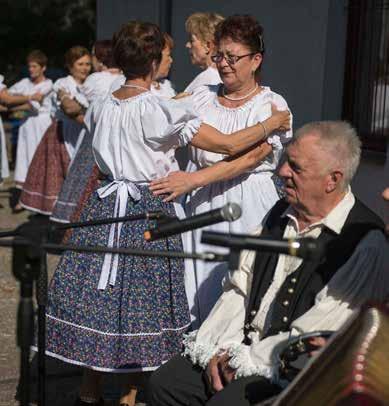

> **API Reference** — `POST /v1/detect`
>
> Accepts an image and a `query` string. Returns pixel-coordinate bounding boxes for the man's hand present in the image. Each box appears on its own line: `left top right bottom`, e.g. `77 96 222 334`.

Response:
206 353 237 393
307 336 327 357
206 355 224 392
218 353 236 385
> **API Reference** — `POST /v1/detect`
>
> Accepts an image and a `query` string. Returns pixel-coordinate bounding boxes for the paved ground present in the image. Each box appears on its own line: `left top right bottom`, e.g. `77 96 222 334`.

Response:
0 180 145 405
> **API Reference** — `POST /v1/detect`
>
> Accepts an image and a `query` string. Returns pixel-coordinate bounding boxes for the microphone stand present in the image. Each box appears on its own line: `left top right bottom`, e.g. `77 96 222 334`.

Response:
0 213 227 406
12 236 39 406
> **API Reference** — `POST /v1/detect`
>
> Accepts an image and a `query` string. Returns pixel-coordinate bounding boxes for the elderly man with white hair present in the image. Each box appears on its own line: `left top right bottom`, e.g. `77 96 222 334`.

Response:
148 121 389 406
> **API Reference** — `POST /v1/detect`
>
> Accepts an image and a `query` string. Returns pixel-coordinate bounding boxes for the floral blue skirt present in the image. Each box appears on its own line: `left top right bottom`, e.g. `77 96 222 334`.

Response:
45 181 190 372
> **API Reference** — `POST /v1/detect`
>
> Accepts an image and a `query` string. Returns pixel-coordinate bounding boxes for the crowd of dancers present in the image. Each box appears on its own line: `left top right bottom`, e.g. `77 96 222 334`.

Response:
4 11 381 406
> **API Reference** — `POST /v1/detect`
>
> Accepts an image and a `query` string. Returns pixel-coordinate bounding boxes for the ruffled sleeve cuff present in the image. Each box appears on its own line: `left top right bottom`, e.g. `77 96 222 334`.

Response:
266 134 283 150
227 343 276 380
182 331 220 369
142 97 203 151
177 117 203 147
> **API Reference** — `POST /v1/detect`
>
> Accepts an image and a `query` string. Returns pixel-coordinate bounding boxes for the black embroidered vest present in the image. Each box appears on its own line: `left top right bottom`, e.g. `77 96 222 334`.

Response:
243 198 384 343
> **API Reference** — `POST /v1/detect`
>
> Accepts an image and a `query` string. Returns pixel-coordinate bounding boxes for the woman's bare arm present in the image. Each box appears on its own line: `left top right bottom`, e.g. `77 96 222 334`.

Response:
9 102 33 112
190 105 290 156
0 90 43 107
150 142 273 202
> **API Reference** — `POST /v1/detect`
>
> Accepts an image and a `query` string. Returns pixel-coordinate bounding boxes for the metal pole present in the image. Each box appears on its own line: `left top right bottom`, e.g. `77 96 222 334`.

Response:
36 238 48 406
13 240 38 406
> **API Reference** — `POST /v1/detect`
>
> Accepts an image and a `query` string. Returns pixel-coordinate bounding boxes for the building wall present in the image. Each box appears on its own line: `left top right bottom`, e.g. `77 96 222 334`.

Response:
96 0 389 221
97 0 348 129
352 149 389 223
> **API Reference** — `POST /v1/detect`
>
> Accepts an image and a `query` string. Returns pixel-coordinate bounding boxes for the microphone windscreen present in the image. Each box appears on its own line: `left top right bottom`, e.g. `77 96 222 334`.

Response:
221 203 242 222
298 238 326 260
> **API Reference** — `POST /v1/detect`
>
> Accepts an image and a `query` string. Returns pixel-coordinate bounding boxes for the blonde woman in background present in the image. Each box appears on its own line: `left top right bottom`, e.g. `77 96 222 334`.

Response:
184 12 224 93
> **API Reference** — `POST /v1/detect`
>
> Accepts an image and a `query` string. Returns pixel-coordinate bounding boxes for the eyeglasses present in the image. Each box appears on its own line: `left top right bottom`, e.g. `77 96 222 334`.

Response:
211 52 256 65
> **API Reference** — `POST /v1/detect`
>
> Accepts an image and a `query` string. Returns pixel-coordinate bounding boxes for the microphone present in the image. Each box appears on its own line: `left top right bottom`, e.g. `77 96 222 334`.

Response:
201 231 325 260
144 203 242 242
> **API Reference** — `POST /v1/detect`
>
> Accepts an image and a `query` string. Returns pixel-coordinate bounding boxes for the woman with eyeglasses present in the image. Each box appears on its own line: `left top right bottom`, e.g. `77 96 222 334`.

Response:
150 15 293 328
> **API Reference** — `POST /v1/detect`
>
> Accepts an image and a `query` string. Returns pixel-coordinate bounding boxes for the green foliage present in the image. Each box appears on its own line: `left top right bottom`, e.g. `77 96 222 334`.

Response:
0 0 96 84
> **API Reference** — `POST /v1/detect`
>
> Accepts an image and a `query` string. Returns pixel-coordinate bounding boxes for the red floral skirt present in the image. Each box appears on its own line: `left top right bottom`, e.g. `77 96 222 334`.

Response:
20 120 70 215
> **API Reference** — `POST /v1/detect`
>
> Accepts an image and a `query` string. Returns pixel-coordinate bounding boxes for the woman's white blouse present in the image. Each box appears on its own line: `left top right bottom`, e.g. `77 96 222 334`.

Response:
8 77 53 114
52 75 89 113
108 74 176 100
52 75 89 158
151 79 176 99
184 66 221 94
188 85 292 172
88 91 201 290
80 71 122 104
90 91 202 183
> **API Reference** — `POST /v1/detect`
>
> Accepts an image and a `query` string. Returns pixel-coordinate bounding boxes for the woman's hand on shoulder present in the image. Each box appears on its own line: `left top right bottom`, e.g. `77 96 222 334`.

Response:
263 103 291 134
149 171 198 202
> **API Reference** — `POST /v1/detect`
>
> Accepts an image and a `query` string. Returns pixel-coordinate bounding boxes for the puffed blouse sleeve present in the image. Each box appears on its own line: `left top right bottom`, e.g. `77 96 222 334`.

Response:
8 78 28 94
264 92 293 151
140 97 203 152
189 84 218 112
53 77 89 109
80 73 109 103
29 80 53 112
79 75 97 103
